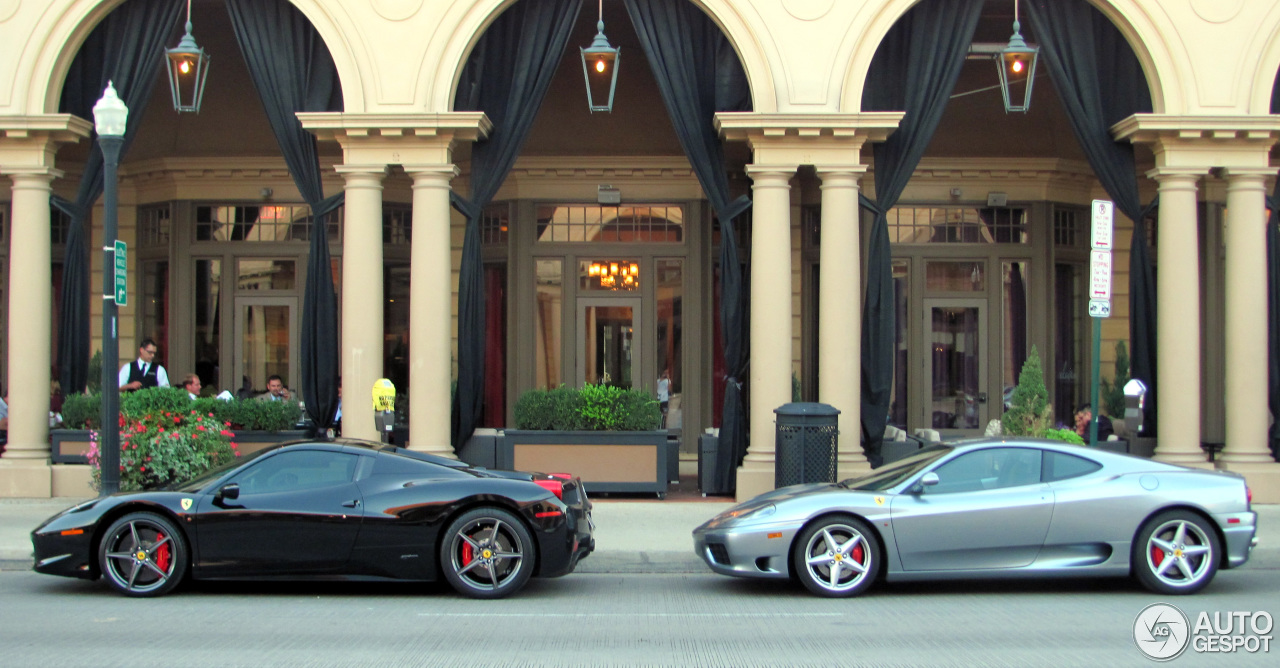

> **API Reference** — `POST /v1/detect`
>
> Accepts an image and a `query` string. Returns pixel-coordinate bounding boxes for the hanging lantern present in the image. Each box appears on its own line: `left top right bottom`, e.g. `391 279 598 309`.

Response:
996 0 1038 113
164 0 211 113
580 0 620 113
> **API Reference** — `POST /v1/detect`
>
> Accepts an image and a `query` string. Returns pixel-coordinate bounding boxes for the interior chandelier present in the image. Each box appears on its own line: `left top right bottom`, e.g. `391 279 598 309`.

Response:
588 261 639 290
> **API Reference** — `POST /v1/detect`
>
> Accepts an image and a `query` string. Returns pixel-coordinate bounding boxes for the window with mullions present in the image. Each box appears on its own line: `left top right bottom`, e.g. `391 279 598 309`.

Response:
383 204 410 245
138 205 171 248
1053 208 1082 247
887 206 1028 244
195 204 342 243
50 207 71 246
535 205 683 243
482 203 510 245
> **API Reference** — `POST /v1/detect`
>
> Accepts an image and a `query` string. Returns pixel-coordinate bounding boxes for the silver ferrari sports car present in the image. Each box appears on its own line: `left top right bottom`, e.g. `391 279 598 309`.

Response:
693 439 1257 597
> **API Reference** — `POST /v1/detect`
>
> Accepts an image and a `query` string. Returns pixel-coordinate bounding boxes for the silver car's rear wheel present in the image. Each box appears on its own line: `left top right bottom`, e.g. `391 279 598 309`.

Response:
1133 510 1220 595
792 515 879 598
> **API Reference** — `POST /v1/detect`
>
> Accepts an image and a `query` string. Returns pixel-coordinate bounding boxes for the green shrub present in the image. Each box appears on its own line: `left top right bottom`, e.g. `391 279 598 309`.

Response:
514 384 661 431
1043 427 1085 446
60 392 101 429
1100 340 1130 420
1002 346 1052 437
88 408 239 492
86 350 103 394
222 398 302 431
120 387 192 419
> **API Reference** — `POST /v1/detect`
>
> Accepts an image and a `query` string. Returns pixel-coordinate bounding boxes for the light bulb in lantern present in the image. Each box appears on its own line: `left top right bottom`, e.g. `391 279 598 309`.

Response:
596 59 606 73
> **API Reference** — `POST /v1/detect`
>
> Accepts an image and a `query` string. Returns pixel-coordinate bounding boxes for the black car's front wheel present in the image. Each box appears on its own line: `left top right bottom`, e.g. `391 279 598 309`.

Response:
98 512 188 597
792 514 879 598
1133 510 1220 595
440 507 535 599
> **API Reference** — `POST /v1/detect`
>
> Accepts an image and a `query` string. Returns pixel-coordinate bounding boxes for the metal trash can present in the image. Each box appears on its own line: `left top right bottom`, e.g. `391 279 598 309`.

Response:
774 402 839 488
699 430 733 495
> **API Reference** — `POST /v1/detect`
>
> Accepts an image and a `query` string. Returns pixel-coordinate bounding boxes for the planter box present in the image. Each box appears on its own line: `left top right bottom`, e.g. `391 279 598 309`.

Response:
230 429 310 455
51 429 94 464
502 430 669 498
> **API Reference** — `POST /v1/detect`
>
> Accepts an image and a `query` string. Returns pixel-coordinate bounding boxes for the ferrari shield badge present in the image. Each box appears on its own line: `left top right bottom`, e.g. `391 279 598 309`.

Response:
180 498 193 511
874 496 885 506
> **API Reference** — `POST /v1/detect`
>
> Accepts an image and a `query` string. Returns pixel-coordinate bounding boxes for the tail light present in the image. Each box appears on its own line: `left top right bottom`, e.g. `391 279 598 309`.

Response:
535 479 564 500
1247 485 1253 509
549 473 573 480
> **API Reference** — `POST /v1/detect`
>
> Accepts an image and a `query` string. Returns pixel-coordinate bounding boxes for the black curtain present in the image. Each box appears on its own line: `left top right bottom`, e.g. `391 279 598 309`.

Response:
53 0 183 395
225 0 345 433
625 0 752 491
1025 0 1158 433
1268 68 1280 461
860 0 983 464
452 0 582 448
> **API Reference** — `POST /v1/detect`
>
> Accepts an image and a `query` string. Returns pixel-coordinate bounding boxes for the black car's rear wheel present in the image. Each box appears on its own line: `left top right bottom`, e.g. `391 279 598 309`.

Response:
98 512 188 597
440 507 534 599
792 514 879 598
1133 510 1220 595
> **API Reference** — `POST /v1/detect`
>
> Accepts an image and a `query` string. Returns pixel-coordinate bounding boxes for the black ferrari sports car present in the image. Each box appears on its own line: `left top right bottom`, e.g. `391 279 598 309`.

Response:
32 439 594 599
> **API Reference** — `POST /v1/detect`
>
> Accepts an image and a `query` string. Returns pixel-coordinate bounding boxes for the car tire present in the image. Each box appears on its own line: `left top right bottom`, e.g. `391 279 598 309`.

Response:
1132 510 1221 595
440 507 535 599
792 514 879 598
98 511 188 597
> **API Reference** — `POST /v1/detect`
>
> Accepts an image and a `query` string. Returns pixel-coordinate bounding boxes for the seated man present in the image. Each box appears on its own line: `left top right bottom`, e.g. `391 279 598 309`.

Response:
182 374 202 400
1074 403 1114 441
258 375 292 402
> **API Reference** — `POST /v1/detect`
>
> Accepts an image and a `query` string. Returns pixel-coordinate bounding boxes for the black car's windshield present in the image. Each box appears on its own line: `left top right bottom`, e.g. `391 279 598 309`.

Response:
839 445 952 491
171 446 279 492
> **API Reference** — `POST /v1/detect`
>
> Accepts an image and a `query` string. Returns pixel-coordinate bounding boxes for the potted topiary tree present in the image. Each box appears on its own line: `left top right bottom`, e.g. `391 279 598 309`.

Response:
1002 346 1084 445
503 383 668 497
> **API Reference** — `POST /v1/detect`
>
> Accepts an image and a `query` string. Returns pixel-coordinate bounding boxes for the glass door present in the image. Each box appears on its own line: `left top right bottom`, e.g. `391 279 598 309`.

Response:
576 297 642 389
234 296 299 398
923 298 988 434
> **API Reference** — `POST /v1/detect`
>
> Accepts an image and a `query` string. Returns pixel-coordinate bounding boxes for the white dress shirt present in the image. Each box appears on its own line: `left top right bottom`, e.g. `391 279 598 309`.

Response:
118 359 170 388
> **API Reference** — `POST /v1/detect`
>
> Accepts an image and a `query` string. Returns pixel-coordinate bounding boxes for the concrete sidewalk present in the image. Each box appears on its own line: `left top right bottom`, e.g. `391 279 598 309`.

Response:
2 496 1275 575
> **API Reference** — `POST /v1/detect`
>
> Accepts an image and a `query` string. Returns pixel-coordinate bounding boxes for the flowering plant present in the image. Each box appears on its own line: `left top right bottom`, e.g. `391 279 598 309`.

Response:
88 409 240 492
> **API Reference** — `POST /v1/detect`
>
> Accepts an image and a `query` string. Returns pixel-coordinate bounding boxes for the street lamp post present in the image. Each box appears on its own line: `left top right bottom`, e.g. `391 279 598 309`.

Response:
94 82 128 495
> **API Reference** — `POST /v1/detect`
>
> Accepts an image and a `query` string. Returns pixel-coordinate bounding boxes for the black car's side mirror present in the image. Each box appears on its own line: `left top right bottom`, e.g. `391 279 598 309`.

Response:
218 483 240 501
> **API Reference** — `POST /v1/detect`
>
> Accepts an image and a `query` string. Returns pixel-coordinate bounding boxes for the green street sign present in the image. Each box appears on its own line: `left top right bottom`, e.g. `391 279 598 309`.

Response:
113 240 127 306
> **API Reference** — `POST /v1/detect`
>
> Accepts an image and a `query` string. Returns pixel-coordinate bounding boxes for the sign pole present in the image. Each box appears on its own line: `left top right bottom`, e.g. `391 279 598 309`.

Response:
1087 200 1114 449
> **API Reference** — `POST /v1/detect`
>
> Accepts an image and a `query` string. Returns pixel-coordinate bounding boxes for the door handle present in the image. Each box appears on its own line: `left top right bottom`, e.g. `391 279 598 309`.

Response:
341 499 361 508
976 392 988 404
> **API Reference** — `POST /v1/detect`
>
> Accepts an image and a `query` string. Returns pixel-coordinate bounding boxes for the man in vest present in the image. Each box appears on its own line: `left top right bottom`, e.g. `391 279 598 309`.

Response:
119 338 170 392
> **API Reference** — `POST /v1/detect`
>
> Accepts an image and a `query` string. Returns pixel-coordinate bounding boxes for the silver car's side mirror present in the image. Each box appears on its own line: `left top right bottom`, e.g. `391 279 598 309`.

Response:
911 472 940 494
1124 379 1147 435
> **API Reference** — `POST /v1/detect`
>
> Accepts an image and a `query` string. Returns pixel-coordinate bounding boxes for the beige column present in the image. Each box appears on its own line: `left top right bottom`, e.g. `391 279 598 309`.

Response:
1149 169 1209 466
336 166 387 441
405 165 459 455
816 167 869 476
737 165 795 501
1219 169 1276 464
0 169 59 496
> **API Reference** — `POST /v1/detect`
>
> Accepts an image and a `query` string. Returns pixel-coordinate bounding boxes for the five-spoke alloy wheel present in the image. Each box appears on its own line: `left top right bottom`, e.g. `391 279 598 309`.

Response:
793 514 880 598
98 512 188 597
440 507 535 599
1133 510 1221 595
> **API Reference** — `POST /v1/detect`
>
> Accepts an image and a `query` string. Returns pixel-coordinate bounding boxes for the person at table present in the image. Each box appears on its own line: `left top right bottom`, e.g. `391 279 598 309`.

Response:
258 375 292 401
182 374 202 400
119 338 169 391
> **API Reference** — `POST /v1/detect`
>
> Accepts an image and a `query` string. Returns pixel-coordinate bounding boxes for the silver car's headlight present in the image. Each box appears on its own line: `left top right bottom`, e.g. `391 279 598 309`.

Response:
720 503 776 525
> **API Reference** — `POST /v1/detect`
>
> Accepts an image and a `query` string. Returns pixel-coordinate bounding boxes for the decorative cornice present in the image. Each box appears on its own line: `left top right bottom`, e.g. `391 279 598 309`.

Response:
296 112 492 142
0 114 92 141
505 156 695 181
1112 114 1280 142
714 112 904 141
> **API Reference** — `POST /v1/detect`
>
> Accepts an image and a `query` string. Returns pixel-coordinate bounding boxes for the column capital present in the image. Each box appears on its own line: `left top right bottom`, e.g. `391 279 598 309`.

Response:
335 164 388 188
1145 167 1203 184
1221 166 1275 182
404 164 461 182
3 166 62 181
814 167 865 186
745 164 796 184
1113 114 1280 171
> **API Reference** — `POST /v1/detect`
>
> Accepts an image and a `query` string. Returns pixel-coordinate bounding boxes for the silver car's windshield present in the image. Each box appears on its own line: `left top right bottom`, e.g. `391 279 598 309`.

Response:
839 445 951 491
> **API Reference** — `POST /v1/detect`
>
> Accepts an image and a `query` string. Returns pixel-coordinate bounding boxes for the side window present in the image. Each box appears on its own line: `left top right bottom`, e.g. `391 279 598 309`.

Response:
928 448 1042 494
1043 451 1102 482
232 450 359 495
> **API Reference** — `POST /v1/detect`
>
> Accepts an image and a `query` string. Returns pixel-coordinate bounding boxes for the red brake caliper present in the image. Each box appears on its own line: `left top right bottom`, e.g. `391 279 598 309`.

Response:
461 538 474 565
155 532 171 572
1151 533 1165 567
853 544 865 566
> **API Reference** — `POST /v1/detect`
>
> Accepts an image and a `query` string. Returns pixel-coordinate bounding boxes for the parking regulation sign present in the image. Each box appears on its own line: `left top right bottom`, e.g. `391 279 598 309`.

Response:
1088 299 1111 318
1089 249 1112 300
1091 199 1114 250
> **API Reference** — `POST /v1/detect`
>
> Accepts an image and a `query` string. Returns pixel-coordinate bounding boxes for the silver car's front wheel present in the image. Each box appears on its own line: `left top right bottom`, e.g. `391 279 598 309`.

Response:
793 515 879 598
1133 510 1220 595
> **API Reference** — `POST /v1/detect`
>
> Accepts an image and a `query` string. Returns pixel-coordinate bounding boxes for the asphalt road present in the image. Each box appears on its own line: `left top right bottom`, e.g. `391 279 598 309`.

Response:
2 566 1277 667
